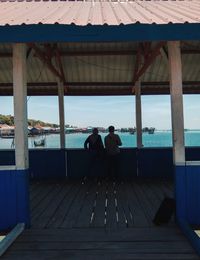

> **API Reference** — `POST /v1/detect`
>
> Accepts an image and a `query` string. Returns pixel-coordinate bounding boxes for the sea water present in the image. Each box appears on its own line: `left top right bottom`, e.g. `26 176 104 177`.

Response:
1 131 200 149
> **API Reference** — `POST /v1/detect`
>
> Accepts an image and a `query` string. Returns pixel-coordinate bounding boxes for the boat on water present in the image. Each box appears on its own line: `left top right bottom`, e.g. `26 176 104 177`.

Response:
148 127 155 134
1 135 15 139
34 138 46 147
129 129 136 135
142 127 155 134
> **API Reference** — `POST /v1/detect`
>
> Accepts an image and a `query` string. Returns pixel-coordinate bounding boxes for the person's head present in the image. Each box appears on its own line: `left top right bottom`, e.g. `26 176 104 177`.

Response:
92 128 98 135
108 126 115 133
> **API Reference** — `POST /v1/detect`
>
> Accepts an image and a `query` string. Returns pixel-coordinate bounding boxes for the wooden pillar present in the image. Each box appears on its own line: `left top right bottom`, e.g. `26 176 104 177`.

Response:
58 80 65 149
135 81 142 148
13 43 29 169
168 41 185 165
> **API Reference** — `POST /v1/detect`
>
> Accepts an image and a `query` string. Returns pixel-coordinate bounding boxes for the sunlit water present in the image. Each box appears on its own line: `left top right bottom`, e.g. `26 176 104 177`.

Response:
1 131 200 149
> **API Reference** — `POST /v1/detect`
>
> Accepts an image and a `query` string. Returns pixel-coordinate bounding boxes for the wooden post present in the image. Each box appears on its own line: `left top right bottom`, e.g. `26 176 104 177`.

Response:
58 80 65 149
168 41 185 165
135 81 142 148
13 43 29 169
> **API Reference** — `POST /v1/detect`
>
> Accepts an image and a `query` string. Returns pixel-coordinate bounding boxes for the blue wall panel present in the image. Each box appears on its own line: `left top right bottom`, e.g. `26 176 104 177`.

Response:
1 147 200 180
186 165 200 225
67 149 92 179
175 165 187 220
138 148 173 178
0 150 15 165
175 164 200 225
29 149 66 180
66 148 137 180
0 149 66 180
186 147 200 161
120 149 137 179
0 169 30 231
16 170 30 227
0 170 17 230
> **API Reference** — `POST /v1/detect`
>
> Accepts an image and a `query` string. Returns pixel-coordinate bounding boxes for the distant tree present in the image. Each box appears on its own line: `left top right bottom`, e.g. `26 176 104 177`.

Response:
0 114 59 128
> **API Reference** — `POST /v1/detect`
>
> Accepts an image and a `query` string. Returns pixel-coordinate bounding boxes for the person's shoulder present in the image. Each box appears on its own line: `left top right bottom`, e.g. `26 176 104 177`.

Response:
115 134 121 140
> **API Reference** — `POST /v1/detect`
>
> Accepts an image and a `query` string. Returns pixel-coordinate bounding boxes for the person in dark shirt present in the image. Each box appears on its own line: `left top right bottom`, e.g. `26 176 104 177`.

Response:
104 125 122 180
84 128 104 179
84 128 104 152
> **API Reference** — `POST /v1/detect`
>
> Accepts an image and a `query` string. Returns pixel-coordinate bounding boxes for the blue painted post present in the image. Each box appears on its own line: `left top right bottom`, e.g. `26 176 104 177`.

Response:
0 44 30 232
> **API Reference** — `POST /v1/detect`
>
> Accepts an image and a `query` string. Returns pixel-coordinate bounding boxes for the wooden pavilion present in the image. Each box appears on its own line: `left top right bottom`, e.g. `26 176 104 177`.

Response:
0 0 200 258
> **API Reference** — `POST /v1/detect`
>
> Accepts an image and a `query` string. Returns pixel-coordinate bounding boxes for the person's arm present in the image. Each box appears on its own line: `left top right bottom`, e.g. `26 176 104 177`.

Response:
84 137 89 149
117 135 122 146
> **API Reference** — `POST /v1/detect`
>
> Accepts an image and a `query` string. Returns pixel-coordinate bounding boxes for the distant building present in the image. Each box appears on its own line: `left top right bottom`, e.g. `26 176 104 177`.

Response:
0 124 15 137
29 127 40 136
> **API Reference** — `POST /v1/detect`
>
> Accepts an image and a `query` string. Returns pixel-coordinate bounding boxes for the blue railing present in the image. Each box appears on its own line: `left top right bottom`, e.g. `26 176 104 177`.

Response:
0 147 200 180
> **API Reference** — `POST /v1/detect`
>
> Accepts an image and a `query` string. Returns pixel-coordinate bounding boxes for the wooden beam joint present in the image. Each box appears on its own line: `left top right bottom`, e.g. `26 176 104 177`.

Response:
133 41 166 87
27 43 63 81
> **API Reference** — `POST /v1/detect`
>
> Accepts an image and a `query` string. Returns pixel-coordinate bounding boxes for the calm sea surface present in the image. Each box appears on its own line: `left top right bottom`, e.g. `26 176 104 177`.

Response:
1 131 200 149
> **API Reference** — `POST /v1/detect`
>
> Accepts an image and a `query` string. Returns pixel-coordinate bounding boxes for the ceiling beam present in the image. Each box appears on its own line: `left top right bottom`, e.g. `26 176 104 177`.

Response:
0 81 200 88
2 49 200 58
0 85 200 96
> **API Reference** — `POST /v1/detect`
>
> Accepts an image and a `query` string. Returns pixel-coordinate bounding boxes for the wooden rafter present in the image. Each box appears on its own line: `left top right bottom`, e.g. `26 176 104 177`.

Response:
132 44 142 94
55 46 66 83
1 48 200 58
27 43 63 82
133 41 165 86
1 81 200 96
43 43 57 60
26 47 32 59
160 46 168 65
140 42 152 60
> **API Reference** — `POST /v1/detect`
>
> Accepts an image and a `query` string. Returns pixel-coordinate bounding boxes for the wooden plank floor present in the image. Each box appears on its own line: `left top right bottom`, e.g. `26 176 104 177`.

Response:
3 180 199 259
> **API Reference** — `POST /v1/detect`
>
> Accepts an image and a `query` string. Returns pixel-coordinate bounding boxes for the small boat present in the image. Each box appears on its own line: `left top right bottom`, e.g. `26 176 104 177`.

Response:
34 138 45 147
148 127 155 134
1 135 15 139
129 128 136 135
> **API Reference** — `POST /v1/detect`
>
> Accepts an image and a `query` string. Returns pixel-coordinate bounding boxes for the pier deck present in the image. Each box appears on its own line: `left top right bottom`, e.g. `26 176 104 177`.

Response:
3 180 199 259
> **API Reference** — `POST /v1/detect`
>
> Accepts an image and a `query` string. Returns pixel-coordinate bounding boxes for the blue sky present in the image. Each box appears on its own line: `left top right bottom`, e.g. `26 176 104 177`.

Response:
0 95 199 129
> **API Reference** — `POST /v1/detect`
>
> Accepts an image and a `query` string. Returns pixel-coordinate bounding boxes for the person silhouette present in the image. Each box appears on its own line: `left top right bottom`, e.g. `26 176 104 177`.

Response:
84 128 104 179
104 126 122 180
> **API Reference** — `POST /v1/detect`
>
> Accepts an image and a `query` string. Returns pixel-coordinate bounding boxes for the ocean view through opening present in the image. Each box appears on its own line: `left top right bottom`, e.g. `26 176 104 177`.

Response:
1 131 200 149
1 94 200 149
